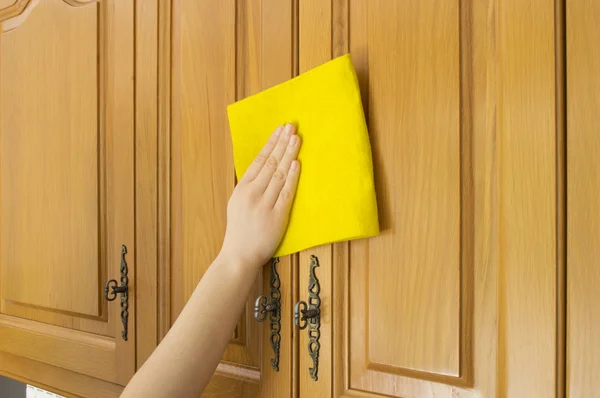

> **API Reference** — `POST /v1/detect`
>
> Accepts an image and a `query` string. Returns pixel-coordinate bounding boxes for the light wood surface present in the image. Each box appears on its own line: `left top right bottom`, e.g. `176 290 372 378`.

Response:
567 0 600 396
0 0 138 390
134 0 159 368
327 0 561 397
171 0 260 373
0 0 99 317
0 351 123 398
0 1 18 14
360 0 461 376
499 1 557 396
1 1 595 397
170 0 296 396
297 1 334 397
250 0 296 397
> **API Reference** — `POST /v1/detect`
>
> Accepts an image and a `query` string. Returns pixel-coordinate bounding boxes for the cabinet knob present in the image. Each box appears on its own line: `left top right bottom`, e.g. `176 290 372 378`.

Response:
253 257 281 371
104 245 129 341
294 255 321 381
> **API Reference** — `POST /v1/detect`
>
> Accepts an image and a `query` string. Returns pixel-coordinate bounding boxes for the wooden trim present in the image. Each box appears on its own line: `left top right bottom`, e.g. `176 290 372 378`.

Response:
0 0 96 33
497 0 558 395
62 0 97 6
291 4 299 398
0 316 116 382
554 0 567 396
157 0 172 342
108 0 136 384
169 0 182 326
135 0 159 368
0 0 39 33
0 351 122 398
0 0 33 32
459 0 475 386
332 2 348 397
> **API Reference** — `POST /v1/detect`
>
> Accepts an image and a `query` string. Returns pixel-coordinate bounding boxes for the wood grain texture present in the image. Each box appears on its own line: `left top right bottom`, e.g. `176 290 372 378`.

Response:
0 351 123 398
157 0 172 342
347 0 463 387
498 0 557 396
0 314 115 381
367 0 460 376
0 0 100 316
566 0 600 396
248 0 296 396
170 0 236 326
331 0 560 397
0 0 95 33
106 0 136 384
555 0 566 396
135 0 159 368
332 1 348 397
297 1 334 396
0 0 32 32
0 0 138 389
170 0 262 373
170 1 296 396
0 0 17 10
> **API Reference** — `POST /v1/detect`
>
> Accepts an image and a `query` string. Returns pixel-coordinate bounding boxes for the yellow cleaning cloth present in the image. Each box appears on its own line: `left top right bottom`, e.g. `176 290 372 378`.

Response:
227 54 379 257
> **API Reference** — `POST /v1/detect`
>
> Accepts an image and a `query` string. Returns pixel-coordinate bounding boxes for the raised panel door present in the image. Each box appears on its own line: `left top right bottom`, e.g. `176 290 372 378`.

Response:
168 1 297 396
297 1 563 397
0 0 135 391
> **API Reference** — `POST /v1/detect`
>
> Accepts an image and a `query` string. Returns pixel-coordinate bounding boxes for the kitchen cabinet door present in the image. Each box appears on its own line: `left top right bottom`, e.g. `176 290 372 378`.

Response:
168 1 297 397
0 0 137 395
297 0 563 397
567 0 600 396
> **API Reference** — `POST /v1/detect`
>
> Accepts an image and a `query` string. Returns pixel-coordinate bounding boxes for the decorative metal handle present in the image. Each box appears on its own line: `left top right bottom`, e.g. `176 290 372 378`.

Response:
294 255 321 381
104 245 129 341
253 257 281 371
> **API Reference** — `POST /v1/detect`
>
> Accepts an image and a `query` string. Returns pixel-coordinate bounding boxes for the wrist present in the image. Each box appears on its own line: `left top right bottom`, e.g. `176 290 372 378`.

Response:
216 249 262 274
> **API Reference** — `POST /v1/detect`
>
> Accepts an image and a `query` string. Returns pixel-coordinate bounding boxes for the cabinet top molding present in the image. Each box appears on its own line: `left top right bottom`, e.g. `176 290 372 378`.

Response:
0 0 96 33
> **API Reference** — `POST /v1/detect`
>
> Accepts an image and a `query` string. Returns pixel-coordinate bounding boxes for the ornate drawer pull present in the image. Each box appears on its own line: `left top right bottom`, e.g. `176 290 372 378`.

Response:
104 245 129 341
294 255 321 381
253 257 281 371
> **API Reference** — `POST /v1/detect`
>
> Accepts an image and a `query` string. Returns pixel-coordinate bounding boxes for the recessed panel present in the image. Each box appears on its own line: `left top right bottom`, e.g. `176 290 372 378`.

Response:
0 0 99 316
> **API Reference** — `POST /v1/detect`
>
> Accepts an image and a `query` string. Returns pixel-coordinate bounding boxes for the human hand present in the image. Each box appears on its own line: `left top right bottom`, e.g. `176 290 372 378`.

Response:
219 124 301 269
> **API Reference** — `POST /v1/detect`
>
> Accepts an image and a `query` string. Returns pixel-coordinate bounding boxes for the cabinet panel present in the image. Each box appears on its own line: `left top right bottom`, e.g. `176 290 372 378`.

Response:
318 0 560 397
567 0 600 396
169 0 296 396
0 0 135 387
297 1 334 396
361 0 461 377
1 0 99 319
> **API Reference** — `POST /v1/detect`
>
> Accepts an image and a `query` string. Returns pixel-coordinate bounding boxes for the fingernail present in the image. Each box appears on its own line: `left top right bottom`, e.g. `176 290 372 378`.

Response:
284 123 294 136
291 160 299 171
289 135 298 146
274 125 283 136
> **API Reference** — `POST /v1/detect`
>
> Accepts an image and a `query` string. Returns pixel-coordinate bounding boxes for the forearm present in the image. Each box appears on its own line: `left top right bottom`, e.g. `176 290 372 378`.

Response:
121 124 301 397
121 254 260 398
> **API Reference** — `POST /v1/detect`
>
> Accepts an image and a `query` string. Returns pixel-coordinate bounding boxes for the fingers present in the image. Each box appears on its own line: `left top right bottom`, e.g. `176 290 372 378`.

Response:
263 133 301 207
241 125 284 182
253 123 295 191
275 160 300 213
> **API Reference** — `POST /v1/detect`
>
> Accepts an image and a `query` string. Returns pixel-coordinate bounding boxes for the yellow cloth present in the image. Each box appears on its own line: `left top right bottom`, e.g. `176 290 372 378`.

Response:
227 54 379 256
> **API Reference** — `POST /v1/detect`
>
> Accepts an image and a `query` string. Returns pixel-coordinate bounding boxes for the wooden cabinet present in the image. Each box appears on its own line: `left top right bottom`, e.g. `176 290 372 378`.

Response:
0 0 139 396
567 0 600 396
0 1 599 398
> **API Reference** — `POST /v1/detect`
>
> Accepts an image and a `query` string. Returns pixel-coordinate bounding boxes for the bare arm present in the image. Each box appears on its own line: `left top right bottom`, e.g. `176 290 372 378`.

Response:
121 124 301 397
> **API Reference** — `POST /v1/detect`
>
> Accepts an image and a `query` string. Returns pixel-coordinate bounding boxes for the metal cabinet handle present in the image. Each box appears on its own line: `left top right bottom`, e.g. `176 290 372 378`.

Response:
294 255 321 381
253 257 281 371
104 245 129 341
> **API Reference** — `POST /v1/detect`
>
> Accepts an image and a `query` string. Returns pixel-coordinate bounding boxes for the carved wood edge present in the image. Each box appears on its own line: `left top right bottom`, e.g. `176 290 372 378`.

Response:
0 0 96 33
